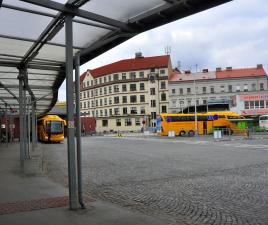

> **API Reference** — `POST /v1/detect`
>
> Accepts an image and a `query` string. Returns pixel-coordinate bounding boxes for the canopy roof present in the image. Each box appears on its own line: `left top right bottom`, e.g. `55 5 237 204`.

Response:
0 0 231 115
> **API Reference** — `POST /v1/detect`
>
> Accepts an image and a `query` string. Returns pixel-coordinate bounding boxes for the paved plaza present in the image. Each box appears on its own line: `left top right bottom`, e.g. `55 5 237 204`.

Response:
44 136 268 225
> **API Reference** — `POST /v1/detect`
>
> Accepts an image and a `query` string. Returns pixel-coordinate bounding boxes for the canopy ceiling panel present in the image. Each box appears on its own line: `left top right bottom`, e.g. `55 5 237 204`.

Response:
0 0 231 115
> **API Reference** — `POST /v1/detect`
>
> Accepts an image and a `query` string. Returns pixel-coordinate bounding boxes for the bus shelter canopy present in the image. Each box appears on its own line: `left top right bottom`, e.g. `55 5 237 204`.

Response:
0 0 231 115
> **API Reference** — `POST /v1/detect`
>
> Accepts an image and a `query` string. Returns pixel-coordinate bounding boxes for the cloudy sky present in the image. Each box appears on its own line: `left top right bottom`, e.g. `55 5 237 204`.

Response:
58 0 268 101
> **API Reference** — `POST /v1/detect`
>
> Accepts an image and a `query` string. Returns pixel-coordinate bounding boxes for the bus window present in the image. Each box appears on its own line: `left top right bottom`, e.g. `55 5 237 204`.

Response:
259 115 268 130
46 121 63 134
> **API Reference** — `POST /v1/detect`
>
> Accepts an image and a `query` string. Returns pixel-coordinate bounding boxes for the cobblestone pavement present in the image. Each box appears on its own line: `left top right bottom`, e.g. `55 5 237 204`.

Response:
43 137 268 225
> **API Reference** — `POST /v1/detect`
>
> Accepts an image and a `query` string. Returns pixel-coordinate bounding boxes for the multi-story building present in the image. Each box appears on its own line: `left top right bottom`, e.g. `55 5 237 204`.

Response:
79 53 171 132
169 65 268 119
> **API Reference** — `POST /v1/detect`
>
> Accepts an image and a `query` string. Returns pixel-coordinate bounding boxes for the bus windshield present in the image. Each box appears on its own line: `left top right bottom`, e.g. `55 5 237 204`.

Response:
46 121 63 134
260 115 268 121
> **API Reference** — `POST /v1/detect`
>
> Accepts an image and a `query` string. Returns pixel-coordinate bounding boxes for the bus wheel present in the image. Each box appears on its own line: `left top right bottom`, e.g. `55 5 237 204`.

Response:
179 131 186 137
188 130 195 137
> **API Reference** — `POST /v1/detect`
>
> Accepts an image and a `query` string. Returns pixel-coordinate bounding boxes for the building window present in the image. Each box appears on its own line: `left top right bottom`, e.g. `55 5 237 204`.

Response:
95 89 98 96
172 89 175 94
140 83 145 90
108 75 111 82
109 97 112 105
135 118 140 126
187 88 191 94
172 100 176 107
104 87 107 95
140 95 145 102
91 90 93 97
114 108 119 115
114 96 119 104
220 86 225 93
150 88 156 95
130 72 136 79
95 79 97 85
178 88 183 95
83 92 86 98
243 84 248 92
113 74 119 81
160 69 165 75
104 77 107 83
91 100 94 107
162 105 167 113
250 101 254 109
87 91 89 97
122 84 127 92
151 112 156 119
87 101 90 108
236 85 240 92
99 78 102 84
161 93 166 101
116 119 121 126
202 87 206 94
109 108 112 115
187 100 191 106
210 86 214 94
102 120 108 127
100 99 103 106
244 101 249 109
91 80 93 86
122 96 127 103
140 106 145 114
228 85 232 93
83 102 86 109
255 101 260 108
196 99 199 105
160 81 166 89
151 100 156 107
151 68 155 72
122 73 126 80
139 71 144 78
130 84 136 91
251 83 256 91
260 100 265 108
123 107 127 115
104 109 107 116
130 95 137 103
100 110 103 117
114 85 119 92
125 118 132 126
260 83 264 91
131 107 137 114
100 88 102 95
109 86 112 93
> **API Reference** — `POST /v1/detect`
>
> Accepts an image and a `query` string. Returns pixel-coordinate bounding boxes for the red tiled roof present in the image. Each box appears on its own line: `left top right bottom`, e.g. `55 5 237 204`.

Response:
80 71 87 83
216 67 267 79
87 55 170 78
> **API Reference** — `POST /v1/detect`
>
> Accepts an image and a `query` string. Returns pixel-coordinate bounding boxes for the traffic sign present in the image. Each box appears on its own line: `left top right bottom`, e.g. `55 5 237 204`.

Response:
213 114 219 120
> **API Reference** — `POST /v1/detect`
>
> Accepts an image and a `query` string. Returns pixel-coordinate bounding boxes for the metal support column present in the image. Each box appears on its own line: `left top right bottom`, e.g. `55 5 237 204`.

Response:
5 107 8 147
75 53 85 209
65 15 78 210
24 90 29 158
31 102 37 151
18 73 25 169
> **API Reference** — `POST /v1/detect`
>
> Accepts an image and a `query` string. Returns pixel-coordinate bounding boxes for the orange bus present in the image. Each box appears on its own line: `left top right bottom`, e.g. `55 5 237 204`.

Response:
37 115 66 143
159 112 243 136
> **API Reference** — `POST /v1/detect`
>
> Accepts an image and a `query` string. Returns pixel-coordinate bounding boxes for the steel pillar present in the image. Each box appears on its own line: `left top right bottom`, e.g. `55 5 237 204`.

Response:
18 73 25 169
5 108 8 147
65 15 78 210
31 102 37 150
75 53 85 209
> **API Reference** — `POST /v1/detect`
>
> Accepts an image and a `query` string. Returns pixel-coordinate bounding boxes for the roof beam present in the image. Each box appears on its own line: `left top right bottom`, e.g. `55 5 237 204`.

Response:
20 0 135 31
1 84 52 90
2 3 116 31
0 82 19 102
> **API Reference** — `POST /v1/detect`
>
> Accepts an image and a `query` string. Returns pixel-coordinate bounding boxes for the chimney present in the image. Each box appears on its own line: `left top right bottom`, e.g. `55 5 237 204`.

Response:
135 52 143 59
216 67 222 72
257 64 263 69
202 69 208 73
226 67 232 71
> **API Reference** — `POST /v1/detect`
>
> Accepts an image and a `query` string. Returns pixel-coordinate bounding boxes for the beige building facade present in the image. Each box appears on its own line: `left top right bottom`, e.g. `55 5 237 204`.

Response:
79 54 171 132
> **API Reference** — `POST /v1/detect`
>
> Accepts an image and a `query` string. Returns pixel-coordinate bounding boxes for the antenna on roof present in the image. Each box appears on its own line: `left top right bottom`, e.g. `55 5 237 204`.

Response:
164 46 171 55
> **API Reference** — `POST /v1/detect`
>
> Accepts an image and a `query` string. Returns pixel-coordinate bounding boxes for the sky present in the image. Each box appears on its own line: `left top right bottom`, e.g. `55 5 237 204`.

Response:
58 0 268 101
